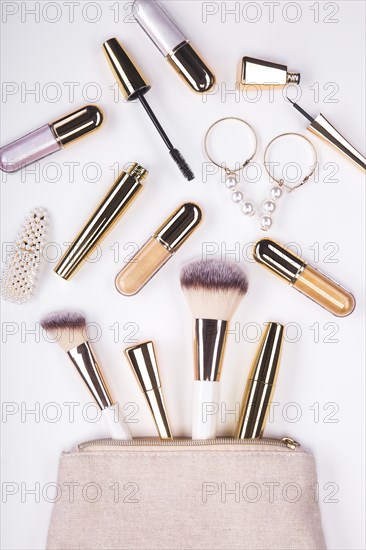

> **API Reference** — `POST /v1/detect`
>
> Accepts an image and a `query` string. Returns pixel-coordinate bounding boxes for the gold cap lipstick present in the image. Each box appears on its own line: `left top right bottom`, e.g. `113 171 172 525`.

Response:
240 57 300 87
254 238 355 317
133 0 215 93
237 322 284 439
125 341 172 439
52 105 104 146
288 98 366 172
55 163 148 280
0 105 103 173
115 202 202 296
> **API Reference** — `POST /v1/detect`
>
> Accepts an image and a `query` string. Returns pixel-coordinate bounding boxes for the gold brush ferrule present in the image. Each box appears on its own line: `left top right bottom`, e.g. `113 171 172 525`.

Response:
55 163 148 280
67 341 114 410
308 114 366 172
240 57 300 87
236 323 284 439
51 105 103 146
194 319 227 382
125 341 172 439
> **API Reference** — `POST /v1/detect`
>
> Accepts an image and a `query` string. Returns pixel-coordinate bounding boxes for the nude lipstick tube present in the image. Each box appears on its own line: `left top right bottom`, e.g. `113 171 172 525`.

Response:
236 322 284 439
0 105 103 173
115 202 202 295
125 341 172 439
254 238 355 317
55 163 148 280
133 0 215 93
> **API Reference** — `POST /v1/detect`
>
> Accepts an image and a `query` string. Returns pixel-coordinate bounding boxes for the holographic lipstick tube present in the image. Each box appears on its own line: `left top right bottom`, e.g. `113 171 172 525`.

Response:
0 105 103 173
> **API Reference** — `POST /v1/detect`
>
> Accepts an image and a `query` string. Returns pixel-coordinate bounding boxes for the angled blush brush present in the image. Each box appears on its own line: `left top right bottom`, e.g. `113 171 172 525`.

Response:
180 260 249 439
40 312 132 440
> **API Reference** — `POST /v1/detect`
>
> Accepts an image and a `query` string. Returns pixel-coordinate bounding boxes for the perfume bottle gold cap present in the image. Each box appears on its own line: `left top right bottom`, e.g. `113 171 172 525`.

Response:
241 57 300 86
52 105 103 146
237 322 284 439
125 341 172 439
103 38 150 101
253 238 304 283
155 202 202 251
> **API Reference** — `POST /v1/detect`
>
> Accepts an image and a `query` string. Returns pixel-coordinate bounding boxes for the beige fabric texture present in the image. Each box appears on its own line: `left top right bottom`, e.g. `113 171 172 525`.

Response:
47 443 326 550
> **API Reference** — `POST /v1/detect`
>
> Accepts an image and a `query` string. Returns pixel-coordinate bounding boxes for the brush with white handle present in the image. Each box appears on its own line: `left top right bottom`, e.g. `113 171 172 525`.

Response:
180 260 249 440
40 312 132 440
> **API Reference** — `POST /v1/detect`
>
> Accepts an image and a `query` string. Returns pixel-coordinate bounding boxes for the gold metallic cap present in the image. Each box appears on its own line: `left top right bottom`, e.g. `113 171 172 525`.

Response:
125 341 172 439
52 105 103 146
240 57 300 86
237 322 284 439
154 202 202 252
253 238 305 284
103 37 150 101
168 42 215 93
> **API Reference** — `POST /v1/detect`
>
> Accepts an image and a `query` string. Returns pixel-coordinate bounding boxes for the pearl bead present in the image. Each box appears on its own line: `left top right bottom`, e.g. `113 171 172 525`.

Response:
263 200 276 214
242 202 255 216
271 186 282 200
225 176 237 189
260 216 273 231
232 190 243 203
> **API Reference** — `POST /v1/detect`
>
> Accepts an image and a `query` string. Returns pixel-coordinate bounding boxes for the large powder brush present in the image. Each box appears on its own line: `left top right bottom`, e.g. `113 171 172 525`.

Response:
180 259 249 439
40 311 131 440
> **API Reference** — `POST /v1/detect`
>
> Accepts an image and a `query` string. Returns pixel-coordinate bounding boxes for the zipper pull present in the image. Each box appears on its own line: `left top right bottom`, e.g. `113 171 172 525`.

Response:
282 437 300 450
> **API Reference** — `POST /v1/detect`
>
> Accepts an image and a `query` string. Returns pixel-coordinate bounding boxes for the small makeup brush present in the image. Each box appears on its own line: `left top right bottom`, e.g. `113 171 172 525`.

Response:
287 97 366 172
180 260 249 439
103 38 194 181
40 312 132 440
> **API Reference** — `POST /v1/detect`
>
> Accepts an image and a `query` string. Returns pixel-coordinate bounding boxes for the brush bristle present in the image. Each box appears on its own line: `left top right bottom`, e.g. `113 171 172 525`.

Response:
180 260 249 320
170 148 195 181
40 311 87 352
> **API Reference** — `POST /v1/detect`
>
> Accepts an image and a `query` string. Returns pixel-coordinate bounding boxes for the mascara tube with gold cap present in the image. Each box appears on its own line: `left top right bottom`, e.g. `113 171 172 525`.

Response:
254 238 355 317
133 0 215 93
236 322 284 439
125 341 172 439
55 163 148 280
115 202 202 296
0 105 103 173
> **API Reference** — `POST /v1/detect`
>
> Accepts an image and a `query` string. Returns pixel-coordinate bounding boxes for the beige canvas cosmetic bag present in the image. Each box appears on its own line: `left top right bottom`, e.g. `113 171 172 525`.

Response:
47 437 326 550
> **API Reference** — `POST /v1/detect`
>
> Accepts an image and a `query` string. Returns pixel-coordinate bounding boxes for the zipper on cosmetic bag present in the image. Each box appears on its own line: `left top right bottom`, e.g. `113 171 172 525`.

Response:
78 436 300 452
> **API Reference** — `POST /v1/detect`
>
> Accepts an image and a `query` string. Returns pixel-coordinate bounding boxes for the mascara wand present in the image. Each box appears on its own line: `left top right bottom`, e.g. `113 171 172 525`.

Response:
103 38 194 181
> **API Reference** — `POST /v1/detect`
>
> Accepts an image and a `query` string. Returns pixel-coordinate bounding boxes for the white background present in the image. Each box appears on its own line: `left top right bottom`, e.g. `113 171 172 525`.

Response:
1 1 365 548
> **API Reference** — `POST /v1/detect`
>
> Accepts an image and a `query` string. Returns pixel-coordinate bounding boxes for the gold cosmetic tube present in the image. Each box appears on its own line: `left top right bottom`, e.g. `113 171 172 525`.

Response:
236 322 284 439
308 114 366 172
55 163 148 280
240 57 300 87
125 341 172 439
253 238 355 317
115 202 202 295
